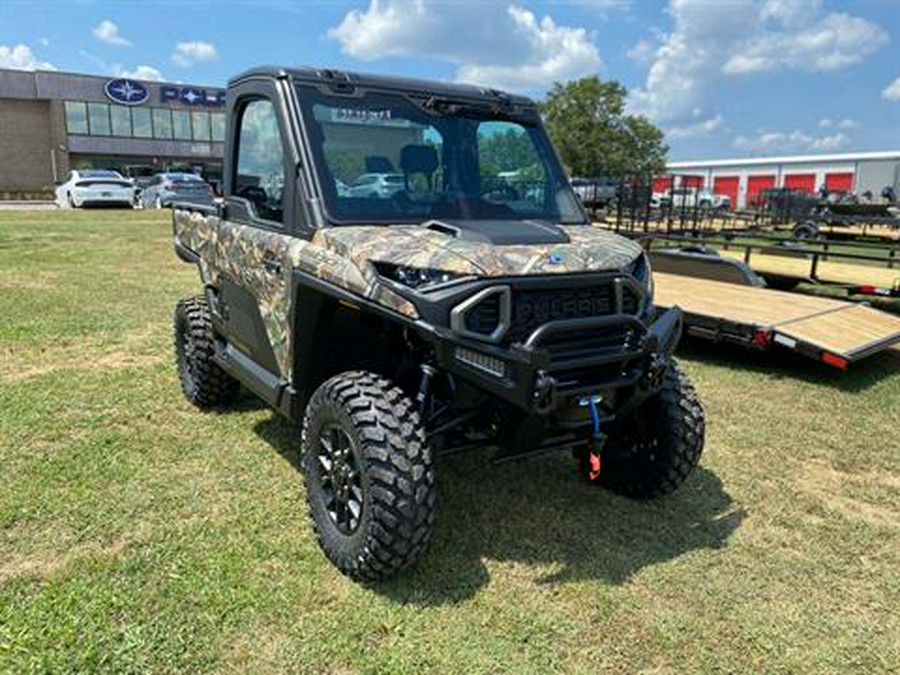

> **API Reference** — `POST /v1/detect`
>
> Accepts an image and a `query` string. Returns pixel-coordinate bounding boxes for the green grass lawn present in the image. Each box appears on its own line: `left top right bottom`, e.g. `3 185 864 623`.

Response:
1 210 898 673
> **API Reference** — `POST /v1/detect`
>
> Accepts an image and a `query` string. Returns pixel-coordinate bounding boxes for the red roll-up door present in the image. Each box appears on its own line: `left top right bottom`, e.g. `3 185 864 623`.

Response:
712 176 739 209
681 175 704 189
652 177 672 193
825 172 854 192
747 175 776 207
784 173 816 193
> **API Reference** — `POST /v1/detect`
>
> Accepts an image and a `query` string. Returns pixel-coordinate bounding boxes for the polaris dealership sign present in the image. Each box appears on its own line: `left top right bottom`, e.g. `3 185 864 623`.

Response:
160 86 226 107
104 79 150 106
104 78 225 107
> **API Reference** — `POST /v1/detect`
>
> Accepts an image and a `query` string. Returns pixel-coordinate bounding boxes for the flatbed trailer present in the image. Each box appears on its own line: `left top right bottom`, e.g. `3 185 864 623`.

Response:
648 253 900 369
643 233 900 297
789 220 900 242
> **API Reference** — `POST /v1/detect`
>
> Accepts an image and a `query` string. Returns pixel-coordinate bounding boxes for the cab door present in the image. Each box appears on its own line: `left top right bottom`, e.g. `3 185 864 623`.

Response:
213 83 302 389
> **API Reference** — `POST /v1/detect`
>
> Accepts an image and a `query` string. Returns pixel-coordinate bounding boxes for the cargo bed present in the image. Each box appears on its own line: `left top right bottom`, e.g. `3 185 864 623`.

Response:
654 271 900 368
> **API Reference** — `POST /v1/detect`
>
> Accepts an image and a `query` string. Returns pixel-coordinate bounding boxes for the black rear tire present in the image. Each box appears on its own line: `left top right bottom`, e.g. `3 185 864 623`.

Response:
594 361 704 499
301 371 437 581
173 296 239 408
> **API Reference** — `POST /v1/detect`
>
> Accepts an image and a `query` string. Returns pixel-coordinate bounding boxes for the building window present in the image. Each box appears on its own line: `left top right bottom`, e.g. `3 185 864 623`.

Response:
153 108 173 139
192 111 211 141
211 112 226 142
131 108 152 138
110 105 132 136
172 110 192 140
87 103 111 136
65 101 88 134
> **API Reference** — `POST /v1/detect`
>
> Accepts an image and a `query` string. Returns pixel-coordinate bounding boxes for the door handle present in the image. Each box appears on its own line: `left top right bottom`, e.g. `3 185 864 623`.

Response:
262 256 282 275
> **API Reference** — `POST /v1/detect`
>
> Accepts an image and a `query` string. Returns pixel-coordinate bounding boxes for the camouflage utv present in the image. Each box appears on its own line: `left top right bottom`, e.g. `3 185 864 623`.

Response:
172 66 705 581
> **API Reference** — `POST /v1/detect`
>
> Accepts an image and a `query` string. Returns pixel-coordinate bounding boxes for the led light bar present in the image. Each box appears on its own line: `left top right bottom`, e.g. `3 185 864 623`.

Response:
454 347 507 379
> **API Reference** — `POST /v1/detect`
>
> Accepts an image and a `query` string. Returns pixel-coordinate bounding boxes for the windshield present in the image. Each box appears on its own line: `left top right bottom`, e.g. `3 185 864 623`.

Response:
295 86 585 225
82 170 122 179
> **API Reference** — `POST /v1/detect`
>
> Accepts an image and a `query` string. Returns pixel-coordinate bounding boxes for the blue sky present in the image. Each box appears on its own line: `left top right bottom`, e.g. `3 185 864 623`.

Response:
1 0 898 160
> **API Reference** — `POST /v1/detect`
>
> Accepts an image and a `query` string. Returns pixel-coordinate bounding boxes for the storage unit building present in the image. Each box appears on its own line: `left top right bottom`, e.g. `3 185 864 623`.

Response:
666 151 900 209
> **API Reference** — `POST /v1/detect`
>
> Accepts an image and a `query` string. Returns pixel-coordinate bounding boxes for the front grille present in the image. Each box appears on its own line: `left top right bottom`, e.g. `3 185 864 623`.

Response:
506 283 639 344
538 325 637 361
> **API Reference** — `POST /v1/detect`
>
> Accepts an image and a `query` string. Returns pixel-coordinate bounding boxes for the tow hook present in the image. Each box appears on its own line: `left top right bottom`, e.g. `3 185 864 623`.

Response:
580 395 606 481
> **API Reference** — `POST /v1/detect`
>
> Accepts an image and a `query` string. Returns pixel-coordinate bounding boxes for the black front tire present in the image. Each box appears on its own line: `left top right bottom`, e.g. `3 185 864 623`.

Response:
173 296 239 408
302 371 437 582
594 362 705 499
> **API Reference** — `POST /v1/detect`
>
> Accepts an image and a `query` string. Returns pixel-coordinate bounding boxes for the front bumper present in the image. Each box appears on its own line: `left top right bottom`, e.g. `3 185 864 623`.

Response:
428 305 683 415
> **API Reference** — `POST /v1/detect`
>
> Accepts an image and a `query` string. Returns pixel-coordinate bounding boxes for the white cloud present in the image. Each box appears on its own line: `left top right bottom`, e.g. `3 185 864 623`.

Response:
118 65 164 82
836 118 857 130
171 41 218 67
558 0 633 17
883 77 900 101
0 44 55 70
760 0 823 27
818 118 832 128
721 12 888 75
665 114 725 140
563 0 632 8
92 20 132 47
733 128 849 153
626 38 655 63
629 0 888 122
327 0 601 91
39 37 50 47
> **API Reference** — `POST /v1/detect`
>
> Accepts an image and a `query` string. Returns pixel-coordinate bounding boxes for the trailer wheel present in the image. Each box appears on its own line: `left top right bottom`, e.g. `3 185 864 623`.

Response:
591 361 704 500
301 371 437 581
793 221 818 239
762 275 801 291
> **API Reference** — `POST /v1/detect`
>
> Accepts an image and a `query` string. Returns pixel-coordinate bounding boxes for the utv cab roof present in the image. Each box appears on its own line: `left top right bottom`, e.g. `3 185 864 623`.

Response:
229 66 535 107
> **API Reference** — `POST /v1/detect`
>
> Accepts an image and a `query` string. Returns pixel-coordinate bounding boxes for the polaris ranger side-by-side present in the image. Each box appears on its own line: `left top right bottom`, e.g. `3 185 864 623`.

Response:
172 66 705 581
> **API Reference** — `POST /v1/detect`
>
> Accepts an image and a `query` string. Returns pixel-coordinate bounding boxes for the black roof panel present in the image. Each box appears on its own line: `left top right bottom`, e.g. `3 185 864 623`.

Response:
229 65 535 106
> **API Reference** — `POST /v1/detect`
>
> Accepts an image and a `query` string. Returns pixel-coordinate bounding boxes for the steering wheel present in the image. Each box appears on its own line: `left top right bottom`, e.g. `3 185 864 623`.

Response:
480 180 520 201
236 185 268 209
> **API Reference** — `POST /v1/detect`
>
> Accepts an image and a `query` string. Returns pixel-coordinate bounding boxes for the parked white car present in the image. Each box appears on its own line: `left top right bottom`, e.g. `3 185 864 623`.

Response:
345 173 405 199
654 187 731 210
56 170 136 208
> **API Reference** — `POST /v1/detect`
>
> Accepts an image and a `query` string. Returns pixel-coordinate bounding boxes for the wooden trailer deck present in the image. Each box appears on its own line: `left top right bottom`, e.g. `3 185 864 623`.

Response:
813 224 900 242
653 272 900 367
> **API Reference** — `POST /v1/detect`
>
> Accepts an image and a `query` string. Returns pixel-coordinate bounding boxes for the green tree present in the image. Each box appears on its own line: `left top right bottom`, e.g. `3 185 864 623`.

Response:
540 76 668 179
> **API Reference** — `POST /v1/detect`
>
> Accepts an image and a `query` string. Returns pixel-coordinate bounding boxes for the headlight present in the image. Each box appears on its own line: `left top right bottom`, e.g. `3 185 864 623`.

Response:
373 262 470 291
625 252 654 302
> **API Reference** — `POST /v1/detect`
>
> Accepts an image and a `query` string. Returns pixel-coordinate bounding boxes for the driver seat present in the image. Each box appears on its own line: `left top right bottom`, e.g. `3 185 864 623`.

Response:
400 144 439 192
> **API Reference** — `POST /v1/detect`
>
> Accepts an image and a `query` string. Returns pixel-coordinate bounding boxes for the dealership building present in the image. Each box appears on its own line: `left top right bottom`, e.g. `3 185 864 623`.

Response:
663 151 900 209
0 67 226 199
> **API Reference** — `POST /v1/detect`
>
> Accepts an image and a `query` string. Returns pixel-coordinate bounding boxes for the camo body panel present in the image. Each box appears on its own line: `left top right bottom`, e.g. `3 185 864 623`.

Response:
173 209 416 379
317 224 643 277
174 211 642 379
